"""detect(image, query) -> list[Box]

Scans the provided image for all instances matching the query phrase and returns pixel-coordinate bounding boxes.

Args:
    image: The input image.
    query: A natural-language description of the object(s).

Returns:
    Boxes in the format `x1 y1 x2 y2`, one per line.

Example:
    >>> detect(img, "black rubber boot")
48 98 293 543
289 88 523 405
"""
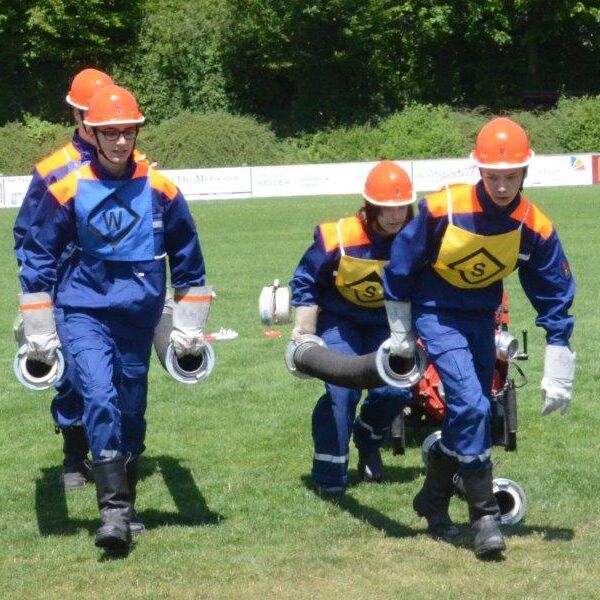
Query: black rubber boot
357 445 384 483
60 426 93 491
461 466 506 558
126 456 145 536
93 457 132 551
413 444 460 539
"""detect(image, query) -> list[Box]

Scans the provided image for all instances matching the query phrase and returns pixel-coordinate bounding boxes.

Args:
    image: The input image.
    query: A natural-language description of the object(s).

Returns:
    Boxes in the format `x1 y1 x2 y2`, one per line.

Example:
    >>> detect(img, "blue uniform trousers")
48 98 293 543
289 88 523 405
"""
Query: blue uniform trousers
51 307 84 428
63 310 153 460
414 308 496 471
312 311 411 488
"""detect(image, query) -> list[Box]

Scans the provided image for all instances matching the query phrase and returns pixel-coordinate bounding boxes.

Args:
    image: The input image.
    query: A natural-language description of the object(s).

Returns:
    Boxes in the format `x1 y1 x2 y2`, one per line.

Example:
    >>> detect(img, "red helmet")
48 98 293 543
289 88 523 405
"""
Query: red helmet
363 160 415 206
66 68 114 110
84 85 145 127
471 117 534 169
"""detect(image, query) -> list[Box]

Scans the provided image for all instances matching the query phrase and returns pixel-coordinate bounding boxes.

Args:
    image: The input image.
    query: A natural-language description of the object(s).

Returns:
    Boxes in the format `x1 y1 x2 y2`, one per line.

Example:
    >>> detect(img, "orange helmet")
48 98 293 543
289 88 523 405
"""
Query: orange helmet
363 160 416 206
84 85 145 127
66 68 114 110
471 117 534 169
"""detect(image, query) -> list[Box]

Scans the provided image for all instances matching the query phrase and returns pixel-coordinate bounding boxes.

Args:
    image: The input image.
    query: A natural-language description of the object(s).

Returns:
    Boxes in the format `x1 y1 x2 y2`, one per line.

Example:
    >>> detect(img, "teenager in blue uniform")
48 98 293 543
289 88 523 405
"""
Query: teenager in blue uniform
18 85 207 551
290 161 415 495
14 69 115 491
383 118 576 557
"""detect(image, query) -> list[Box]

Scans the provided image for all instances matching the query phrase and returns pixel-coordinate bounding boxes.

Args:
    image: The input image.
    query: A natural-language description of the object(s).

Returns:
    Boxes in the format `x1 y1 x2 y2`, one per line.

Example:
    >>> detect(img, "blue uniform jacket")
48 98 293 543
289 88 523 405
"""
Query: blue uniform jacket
290 215 392 327
383 181 575 345
14 130 95 270
19 156 205 329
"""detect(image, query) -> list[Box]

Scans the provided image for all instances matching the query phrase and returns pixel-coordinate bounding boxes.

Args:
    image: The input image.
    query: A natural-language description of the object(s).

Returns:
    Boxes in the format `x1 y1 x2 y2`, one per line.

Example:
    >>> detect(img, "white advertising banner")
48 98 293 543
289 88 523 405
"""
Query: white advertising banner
526 154 592 187
251 161 413 198
161 167 252 201
412 158 479 192
2 176 32 209
0 154 595 209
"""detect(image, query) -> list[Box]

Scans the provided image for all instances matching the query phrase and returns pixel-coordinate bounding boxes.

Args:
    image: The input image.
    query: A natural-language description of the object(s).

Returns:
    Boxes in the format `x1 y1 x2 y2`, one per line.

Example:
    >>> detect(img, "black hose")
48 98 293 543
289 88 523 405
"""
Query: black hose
293 343 416 389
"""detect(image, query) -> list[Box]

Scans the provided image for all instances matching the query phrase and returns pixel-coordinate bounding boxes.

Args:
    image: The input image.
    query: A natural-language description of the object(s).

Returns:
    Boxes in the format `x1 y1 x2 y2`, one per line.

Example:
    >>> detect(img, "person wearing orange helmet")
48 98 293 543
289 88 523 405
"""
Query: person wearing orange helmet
17 85 207 552
383 117 575 558
289 160 416 495
13 68 114 493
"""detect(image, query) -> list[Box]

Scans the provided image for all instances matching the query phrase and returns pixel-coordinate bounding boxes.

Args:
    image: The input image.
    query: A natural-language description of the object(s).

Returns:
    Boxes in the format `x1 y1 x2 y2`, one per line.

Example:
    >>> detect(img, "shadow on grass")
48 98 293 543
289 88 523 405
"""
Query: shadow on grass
35 454 223 538
301 474 419 539
301 471 574 550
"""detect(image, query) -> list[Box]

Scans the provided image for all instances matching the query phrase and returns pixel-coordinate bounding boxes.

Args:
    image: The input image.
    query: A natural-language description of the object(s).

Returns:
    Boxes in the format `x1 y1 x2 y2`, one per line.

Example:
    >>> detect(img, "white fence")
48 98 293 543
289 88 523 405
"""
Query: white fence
1 153 599 208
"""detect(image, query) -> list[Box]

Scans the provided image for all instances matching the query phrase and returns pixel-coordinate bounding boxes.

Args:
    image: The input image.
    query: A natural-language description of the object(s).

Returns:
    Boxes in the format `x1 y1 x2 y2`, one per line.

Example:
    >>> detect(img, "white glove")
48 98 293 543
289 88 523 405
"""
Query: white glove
385 300 416 358
292 305 319 341
170 327 205 358
26 332 61 365
541 344 575 416
170 286 213 358
18 291 61 365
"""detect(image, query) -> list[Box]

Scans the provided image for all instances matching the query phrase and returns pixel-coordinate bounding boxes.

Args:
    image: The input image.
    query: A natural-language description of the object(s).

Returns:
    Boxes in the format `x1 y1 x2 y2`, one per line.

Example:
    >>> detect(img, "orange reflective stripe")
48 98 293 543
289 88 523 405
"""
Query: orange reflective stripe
174 295 213 303
20 301 53 311
426 184 481 218
510 196 554 240
320 216 370 252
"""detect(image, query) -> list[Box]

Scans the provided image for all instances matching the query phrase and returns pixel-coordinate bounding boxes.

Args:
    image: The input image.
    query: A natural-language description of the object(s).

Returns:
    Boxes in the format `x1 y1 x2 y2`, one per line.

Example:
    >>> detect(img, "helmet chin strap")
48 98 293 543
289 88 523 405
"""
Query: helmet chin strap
91 128 136 165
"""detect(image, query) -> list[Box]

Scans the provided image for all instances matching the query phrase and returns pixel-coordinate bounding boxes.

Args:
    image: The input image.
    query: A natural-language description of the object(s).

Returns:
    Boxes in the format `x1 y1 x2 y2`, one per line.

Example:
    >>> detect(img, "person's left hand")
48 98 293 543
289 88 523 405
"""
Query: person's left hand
541 345 575 416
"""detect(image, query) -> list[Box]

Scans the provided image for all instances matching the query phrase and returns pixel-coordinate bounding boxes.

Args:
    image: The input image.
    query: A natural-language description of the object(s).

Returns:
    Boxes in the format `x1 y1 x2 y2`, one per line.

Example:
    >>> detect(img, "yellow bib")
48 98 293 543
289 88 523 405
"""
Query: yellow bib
333 219 388 308
432 185 527 289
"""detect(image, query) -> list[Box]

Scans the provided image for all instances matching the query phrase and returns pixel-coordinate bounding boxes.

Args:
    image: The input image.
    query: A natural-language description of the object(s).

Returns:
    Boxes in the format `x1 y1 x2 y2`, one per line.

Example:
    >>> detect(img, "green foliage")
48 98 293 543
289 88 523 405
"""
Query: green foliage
377 104 467 159
553 95 600 153
3 97 600 175
288 124 386 164
0 121 72 175
0 0 143 124
114 0 230 123
137 110 286 168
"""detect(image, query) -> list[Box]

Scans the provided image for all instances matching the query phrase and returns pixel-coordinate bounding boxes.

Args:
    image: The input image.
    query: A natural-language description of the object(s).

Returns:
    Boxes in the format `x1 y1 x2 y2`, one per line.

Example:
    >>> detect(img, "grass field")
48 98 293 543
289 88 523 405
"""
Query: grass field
0 186 598 599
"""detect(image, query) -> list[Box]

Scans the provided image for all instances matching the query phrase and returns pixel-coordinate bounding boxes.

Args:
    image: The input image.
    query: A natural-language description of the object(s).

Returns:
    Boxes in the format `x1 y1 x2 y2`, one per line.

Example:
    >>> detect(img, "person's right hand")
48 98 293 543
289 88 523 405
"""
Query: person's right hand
385 300 416 357
388 329 417 358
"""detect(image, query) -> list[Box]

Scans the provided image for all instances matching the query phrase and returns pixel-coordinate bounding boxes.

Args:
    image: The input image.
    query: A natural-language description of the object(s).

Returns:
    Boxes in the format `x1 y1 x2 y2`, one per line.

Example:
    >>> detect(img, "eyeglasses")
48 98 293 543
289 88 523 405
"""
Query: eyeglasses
97 127 138 141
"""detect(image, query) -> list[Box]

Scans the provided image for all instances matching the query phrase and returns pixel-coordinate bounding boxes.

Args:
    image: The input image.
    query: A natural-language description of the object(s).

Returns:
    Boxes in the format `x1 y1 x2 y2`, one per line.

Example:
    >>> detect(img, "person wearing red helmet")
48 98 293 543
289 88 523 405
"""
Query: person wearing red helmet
383 117 576 557
17 85 207 552
290 160 416 495
13 68 114 493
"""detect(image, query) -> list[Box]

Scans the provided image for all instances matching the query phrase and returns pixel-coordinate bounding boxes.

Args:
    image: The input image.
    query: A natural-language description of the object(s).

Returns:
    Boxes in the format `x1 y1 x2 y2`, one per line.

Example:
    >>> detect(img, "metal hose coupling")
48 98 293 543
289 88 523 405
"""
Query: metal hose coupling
153 299 215 385
285 334 326 379
13 344 65 391
491 478 527 526
375 340 427 389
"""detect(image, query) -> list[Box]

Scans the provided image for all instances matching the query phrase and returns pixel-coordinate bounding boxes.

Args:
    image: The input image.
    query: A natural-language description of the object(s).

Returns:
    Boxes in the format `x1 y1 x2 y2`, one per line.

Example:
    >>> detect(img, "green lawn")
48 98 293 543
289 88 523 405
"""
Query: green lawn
0 186 598 599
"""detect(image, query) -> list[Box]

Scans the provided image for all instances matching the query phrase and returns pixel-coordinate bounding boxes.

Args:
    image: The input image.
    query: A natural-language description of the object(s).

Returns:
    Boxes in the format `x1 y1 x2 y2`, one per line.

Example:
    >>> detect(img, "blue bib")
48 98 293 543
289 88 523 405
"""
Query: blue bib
75 176 155 261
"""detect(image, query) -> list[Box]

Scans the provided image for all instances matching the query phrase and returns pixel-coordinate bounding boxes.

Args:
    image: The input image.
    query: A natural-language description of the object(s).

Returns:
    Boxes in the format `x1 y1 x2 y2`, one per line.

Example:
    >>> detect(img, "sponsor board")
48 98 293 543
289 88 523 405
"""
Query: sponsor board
161 167 252 200
251 161 413 198
2 176 33 209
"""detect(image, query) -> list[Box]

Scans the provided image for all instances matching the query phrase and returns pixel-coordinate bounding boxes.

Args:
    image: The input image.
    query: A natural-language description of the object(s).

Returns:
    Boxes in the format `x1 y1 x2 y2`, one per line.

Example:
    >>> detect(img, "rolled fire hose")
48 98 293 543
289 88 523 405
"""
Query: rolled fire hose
285 334 427 389
153 298 215 385
259 279 291 325
13 315 65 391
421 430 527 525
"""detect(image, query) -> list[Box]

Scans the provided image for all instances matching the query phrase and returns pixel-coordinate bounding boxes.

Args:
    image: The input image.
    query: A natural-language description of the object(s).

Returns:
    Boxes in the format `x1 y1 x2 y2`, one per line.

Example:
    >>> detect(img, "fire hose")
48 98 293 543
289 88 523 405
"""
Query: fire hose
285 334 428 389
153 298 215 385
13 314 65 391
